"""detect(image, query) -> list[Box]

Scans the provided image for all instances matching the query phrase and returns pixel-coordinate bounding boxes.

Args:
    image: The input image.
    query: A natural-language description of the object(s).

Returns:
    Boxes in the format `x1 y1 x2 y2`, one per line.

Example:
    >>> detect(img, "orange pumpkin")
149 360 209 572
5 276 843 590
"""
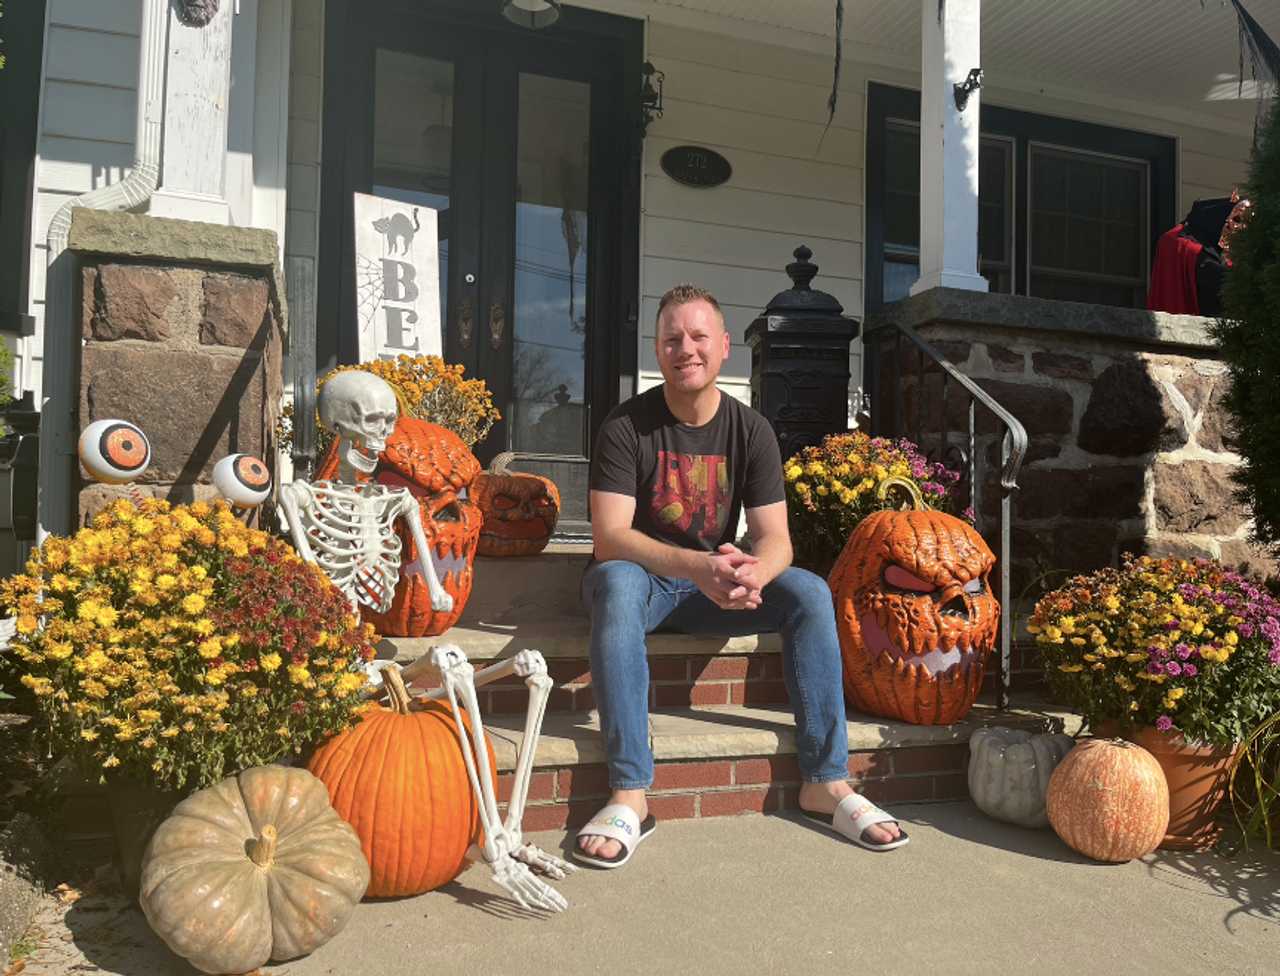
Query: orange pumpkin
317 416 482 636
1046 738 1170 862
473 467 560 557
829 477 999 725
306 668 496 898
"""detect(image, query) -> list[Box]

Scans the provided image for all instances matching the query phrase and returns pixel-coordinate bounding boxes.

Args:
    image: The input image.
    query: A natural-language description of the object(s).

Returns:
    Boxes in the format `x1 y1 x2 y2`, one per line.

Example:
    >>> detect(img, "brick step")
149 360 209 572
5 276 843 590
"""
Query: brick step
488 696 1082 831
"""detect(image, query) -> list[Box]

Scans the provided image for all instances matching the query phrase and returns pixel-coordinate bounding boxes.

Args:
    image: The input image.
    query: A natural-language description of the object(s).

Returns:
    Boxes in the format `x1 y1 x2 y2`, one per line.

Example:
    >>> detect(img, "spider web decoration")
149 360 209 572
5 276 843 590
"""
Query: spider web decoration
1224 0 1280 144
356 255 385 338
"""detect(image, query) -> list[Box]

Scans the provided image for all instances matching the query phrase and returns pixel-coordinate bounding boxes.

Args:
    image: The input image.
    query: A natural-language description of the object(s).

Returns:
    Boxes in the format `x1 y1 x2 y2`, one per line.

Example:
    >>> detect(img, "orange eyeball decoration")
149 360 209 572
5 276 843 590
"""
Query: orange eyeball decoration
79 419 150 484
213 454 273 508
830 477 999 725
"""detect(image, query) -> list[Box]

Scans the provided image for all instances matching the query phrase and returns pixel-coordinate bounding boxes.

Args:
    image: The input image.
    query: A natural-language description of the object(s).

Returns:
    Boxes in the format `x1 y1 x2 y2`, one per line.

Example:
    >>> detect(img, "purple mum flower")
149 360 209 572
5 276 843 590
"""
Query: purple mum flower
1165 661 1182 676
1182 663 1198 677
1176 642 1193 660
1156 715 1174 732
1147 661 1165 674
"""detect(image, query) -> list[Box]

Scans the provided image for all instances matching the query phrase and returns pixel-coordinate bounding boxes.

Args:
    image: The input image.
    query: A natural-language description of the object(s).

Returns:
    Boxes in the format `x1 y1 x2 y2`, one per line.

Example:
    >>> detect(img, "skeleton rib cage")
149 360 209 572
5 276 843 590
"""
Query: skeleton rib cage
294 480 405 613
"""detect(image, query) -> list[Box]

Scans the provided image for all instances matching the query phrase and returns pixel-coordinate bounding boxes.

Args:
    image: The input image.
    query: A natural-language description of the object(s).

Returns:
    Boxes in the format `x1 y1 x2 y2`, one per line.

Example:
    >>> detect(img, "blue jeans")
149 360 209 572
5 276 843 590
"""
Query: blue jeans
581 560 849 790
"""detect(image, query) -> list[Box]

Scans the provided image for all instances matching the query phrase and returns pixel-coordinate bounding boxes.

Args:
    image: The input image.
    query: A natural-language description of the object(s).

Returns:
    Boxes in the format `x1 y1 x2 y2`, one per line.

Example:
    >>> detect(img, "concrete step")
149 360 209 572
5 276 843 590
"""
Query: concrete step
486 695 1082 831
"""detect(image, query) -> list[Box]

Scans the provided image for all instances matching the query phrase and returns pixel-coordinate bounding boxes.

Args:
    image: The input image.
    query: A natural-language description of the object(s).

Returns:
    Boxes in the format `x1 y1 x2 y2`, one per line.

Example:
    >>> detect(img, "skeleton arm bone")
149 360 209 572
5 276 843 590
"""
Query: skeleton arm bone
399 494 454 613
278 481 320 564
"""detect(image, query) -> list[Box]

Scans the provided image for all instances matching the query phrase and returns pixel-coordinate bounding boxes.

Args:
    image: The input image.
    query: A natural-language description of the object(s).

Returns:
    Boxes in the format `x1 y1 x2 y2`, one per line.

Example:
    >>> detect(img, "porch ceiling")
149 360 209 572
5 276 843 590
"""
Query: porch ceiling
637 0 1278 131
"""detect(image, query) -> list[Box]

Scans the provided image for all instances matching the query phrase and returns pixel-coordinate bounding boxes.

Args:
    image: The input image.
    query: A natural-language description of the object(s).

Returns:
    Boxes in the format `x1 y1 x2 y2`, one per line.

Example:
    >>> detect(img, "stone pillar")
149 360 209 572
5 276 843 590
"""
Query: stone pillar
149 1 236 223
912 0 989 296
67 209 286 522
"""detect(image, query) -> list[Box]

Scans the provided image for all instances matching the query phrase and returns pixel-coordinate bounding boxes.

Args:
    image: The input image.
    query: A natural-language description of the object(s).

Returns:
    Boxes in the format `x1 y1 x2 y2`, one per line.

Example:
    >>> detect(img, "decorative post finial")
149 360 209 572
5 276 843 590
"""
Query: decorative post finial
174 0 221 28
785 246 819 291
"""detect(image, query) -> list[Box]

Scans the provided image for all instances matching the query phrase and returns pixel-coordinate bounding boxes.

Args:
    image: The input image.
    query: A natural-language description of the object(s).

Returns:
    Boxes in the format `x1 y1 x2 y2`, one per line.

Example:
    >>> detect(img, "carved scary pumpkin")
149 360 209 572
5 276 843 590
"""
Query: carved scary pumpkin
829 477 999 725
473 465 561 557
317 416 481 636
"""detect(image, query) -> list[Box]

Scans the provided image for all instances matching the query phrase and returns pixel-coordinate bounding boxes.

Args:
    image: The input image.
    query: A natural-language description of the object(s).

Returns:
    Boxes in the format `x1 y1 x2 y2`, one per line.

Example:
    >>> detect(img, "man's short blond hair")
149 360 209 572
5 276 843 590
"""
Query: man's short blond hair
656 284 723 330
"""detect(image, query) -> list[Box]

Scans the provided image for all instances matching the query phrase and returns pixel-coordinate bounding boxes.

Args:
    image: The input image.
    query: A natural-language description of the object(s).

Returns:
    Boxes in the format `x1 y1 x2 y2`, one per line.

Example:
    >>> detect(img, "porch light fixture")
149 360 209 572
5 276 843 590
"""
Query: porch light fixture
501 0 561 29
953 67 983 112
640 61 665 134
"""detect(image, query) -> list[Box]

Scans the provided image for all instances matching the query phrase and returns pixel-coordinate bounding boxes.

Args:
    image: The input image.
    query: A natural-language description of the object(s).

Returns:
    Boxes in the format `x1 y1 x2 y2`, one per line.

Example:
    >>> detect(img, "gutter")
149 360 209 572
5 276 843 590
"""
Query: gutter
37 0 168 541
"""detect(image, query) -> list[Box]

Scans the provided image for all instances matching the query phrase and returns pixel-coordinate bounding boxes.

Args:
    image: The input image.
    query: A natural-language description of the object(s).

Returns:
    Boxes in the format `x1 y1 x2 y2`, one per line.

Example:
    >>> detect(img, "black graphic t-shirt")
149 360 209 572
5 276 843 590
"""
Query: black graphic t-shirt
590 385 784 552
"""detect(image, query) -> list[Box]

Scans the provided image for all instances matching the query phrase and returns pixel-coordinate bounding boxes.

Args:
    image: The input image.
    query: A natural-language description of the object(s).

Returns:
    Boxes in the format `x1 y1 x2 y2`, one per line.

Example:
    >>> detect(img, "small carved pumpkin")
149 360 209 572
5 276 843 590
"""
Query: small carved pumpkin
317 416 482 636
1046 738 1170 862
830 477 999 725
968 727 1075 828
473 464 560 557
139 765 369 975
306 668 496 898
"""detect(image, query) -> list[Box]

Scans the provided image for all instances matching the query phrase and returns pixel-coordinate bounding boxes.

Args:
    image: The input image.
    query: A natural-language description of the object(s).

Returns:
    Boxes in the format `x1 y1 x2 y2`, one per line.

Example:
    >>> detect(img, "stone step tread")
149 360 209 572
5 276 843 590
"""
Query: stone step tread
474 696 1081 772
381 623 782 663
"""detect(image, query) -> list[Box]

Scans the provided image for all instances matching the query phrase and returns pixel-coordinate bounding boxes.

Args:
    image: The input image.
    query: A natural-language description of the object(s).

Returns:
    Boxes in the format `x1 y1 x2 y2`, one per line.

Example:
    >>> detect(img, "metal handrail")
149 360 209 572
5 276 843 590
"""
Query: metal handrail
863 320 1028 709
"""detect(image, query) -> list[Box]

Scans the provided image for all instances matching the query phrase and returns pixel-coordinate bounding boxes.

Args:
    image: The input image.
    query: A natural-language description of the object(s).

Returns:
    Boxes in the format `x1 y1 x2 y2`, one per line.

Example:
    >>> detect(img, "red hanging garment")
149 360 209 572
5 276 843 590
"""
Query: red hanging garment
1147 224 1203 315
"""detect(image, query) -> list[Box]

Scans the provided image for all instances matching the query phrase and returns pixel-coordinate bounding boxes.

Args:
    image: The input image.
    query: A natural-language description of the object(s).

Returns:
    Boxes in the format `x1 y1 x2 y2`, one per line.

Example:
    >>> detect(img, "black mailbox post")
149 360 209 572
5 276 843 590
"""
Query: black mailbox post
745 246 860 462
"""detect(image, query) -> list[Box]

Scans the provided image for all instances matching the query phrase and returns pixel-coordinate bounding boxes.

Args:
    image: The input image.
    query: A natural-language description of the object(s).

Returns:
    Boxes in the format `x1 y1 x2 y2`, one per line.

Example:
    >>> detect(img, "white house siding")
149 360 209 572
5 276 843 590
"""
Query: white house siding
19 0 141 403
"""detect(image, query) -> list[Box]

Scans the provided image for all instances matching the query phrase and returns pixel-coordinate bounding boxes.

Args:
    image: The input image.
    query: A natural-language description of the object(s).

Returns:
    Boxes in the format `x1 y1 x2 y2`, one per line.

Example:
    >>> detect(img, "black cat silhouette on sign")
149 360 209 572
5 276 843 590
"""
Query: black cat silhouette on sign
352 193 441 362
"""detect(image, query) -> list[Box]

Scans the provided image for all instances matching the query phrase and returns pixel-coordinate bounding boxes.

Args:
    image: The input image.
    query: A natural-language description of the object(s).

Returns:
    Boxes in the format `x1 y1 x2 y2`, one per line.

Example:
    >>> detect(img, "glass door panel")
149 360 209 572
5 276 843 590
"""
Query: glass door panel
510 73 591 456
371 49 453 330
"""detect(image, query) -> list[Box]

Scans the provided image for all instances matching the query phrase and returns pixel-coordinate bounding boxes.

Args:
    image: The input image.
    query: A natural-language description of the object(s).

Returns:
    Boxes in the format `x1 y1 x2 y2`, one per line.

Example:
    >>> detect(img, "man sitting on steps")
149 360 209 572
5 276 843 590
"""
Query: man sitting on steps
571 284 907 869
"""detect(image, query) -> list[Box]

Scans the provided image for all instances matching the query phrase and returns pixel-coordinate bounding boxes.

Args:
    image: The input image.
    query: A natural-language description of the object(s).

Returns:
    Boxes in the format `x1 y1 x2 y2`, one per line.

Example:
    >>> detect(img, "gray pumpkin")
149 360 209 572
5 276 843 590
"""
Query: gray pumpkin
140 765 369 975
968 726 1075 828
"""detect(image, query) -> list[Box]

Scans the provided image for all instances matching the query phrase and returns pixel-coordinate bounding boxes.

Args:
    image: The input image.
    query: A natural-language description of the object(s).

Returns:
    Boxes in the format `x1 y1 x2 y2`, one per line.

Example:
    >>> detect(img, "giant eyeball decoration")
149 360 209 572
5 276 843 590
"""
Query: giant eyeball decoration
213 454 272 508
79 419 151 484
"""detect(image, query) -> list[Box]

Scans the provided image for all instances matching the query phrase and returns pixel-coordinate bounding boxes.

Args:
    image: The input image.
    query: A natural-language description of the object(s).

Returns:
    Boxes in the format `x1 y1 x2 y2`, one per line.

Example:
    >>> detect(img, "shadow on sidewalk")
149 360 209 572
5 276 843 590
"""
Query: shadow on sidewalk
894 801 1101 865
1140 839 1280 932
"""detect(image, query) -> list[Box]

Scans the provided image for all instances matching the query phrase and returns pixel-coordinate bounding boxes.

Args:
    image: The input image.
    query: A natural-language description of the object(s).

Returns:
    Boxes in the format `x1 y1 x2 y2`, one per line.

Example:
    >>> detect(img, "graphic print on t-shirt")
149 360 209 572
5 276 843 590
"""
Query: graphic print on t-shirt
650 451 730 543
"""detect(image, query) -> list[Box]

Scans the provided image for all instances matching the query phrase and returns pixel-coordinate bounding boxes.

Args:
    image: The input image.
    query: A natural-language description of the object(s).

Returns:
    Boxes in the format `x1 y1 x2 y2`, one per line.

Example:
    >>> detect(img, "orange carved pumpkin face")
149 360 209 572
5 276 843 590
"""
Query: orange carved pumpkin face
473 471 561 557
830 504 999 725
317 416 481 636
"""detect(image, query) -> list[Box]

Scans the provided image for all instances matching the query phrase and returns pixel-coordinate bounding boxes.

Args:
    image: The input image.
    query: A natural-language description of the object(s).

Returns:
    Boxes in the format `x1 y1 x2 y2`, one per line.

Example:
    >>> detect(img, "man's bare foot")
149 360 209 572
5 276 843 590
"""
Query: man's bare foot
577 788 648 861
798 781 902 846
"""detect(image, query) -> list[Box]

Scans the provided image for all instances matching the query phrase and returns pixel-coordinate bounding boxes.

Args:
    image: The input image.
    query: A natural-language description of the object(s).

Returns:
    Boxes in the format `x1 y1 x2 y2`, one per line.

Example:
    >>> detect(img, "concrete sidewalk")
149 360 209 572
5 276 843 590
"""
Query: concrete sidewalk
15 801 1280 976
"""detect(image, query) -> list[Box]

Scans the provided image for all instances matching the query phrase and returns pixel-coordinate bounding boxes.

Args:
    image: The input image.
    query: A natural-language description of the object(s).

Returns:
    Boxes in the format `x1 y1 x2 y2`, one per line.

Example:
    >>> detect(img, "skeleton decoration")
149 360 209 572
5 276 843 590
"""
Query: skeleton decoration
278 372 453 616
315 415 481 636
372 644 575 911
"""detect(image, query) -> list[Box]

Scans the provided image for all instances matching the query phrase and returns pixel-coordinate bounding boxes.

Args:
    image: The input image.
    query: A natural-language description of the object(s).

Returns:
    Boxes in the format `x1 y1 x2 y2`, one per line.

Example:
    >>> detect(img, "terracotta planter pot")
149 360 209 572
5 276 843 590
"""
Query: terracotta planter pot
1125 726 1239 850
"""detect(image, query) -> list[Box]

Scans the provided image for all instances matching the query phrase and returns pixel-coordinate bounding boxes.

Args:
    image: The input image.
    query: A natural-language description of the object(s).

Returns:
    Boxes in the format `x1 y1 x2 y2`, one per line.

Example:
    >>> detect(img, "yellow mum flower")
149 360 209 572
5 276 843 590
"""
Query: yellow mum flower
784 464 803 482
1057 664 1084 673
81 729 99 741
198 638 222 659
15 614 37 634
181 593 207 615
288 665 311 685
260 652 282 672
336 672 366 695
102 756 120 769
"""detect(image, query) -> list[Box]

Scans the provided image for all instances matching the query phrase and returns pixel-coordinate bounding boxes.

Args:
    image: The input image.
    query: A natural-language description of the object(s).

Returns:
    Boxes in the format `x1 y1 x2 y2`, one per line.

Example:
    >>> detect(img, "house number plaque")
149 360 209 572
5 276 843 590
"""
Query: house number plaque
660 145 732 188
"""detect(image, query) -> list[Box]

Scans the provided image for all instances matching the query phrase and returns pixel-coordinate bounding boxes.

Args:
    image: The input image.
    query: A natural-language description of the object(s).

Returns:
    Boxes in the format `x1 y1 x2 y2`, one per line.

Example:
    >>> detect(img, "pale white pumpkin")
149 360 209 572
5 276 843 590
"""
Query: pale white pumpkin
968 726 1075 828
140 765 370 975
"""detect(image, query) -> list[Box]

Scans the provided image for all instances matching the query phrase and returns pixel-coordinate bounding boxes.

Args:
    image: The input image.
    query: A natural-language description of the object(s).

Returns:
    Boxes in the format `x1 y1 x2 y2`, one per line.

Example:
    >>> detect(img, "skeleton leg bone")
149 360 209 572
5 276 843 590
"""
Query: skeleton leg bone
429 645 567 912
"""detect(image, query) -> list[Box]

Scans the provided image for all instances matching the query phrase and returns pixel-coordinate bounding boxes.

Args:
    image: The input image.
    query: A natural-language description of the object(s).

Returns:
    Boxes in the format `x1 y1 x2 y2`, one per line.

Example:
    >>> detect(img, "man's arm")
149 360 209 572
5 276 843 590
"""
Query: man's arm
591 490 757 609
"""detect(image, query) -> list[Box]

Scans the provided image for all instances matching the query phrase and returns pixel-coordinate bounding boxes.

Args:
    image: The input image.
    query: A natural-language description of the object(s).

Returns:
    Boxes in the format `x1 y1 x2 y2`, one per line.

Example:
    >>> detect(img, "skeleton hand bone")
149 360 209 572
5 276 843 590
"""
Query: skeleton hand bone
490 854 569 912
513 843 577 881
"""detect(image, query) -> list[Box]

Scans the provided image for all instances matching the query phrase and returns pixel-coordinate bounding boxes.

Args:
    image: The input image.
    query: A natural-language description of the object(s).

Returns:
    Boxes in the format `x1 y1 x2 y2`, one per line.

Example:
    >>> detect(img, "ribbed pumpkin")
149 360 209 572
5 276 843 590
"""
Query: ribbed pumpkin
306 667 496 897
968 727 1075 828
830 478 999 725
139 765 369 975
1046 738 1170 862
473 468 561 557
317 416 482 636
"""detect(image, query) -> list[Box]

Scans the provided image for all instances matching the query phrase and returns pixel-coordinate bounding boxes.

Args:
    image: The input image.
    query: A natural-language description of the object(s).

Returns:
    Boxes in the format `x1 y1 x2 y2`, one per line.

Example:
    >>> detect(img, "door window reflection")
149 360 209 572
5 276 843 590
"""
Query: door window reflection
511 74 590 456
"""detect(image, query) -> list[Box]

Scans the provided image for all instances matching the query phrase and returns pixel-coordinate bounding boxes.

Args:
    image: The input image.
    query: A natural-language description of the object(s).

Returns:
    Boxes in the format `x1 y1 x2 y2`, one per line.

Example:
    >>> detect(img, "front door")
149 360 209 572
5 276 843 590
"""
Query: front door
318 1 642 535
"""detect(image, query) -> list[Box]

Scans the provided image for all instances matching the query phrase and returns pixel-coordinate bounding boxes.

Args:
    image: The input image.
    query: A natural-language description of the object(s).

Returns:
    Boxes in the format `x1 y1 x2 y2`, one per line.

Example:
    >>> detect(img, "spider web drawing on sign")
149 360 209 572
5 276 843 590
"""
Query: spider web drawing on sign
356 255 384 337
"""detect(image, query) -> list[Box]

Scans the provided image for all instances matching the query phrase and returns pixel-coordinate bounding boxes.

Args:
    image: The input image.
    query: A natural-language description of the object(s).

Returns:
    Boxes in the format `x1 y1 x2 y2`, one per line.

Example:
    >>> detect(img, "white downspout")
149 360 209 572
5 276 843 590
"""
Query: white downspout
38 0 168 541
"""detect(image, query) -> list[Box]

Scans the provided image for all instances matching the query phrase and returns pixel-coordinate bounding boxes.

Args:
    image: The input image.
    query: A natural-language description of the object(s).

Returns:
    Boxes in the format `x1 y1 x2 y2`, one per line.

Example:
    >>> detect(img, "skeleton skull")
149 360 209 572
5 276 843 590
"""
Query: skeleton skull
318 372 399 475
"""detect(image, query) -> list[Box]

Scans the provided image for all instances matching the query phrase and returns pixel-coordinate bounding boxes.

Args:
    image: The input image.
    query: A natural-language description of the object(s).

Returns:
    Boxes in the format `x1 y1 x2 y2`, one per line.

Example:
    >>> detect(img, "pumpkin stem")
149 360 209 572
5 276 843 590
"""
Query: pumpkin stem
249 824 278 868
876 476 929 511
382 665 414 715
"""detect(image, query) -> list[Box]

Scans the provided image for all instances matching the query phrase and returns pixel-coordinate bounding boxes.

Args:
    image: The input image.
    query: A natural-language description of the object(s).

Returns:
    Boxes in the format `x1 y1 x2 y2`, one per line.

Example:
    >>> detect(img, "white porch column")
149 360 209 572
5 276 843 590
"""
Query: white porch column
911 0 988 295
148 2 236 223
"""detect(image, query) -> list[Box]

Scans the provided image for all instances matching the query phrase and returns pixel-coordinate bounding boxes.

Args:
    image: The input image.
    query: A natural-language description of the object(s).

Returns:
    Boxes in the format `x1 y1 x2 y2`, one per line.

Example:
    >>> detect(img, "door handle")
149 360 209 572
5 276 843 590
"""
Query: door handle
458 298 474 349
489 303 506 350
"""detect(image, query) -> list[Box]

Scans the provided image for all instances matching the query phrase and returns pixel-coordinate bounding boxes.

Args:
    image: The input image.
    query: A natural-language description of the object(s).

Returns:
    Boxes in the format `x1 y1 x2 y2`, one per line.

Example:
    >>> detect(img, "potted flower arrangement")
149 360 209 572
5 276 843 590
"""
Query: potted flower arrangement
784 430 967 576
1029 554 1280 849
0 498 379 893
280 353 501 455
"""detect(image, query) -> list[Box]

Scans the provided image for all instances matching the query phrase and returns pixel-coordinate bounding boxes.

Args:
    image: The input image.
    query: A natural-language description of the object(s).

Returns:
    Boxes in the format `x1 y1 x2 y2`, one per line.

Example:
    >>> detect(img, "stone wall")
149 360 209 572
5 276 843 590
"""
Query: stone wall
866 288 1278 599
68 210 285 522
